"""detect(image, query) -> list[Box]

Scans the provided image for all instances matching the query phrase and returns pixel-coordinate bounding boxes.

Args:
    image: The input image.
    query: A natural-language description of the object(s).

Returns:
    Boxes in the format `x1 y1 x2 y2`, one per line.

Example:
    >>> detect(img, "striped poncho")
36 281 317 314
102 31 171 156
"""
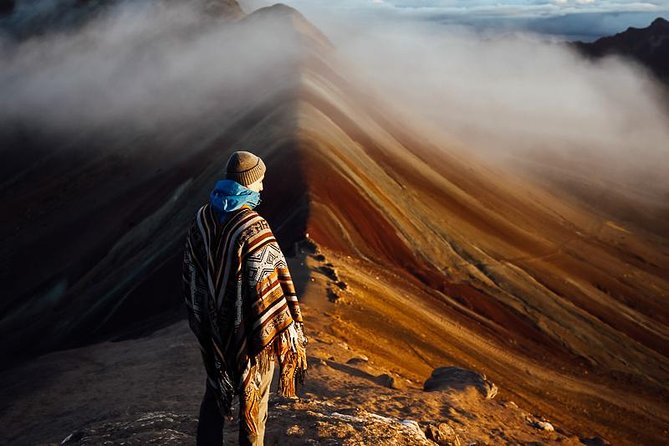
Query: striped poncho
183 204 306 416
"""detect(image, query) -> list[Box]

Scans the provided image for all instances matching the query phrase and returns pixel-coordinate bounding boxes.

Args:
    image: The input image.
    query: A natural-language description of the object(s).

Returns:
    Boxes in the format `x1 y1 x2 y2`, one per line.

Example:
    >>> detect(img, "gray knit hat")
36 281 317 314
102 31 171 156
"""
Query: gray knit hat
224 151 266 186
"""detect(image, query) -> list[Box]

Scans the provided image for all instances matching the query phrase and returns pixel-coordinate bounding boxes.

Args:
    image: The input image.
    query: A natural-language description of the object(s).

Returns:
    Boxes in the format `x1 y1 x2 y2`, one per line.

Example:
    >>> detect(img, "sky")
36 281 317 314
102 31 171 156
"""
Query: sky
242 0 669 40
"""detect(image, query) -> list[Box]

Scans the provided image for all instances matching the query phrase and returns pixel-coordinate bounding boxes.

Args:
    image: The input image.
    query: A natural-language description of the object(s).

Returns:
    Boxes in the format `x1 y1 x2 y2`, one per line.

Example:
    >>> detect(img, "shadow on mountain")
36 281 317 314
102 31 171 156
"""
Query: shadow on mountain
0 3 318 365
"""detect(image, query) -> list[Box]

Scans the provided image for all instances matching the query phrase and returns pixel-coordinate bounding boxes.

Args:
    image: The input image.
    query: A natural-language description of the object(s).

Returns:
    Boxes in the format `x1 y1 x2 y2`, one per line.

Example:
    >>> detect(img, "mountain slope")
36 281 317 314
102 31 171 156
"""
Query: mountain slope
290 41 669 444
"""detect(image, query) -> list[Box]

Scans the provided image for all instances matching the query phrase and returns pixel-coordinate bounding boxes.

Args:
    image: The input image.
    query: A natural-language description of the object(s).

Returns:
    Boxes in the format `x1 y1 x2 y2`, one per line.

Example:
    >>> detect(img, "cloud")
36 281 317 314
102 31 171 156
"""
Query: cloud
0 1 304 141
2 0 668 201
281 0 668 15
331 18 669 200
240 0 669 201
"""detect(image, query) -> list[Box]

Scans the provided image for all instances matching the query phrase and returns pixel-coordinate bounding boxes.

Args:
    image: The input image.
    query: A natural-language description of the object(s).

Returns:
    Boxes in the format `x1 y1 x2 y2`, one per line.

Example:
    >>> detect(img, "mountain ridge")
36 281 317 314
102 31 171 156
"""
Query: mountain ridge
574 16 669 82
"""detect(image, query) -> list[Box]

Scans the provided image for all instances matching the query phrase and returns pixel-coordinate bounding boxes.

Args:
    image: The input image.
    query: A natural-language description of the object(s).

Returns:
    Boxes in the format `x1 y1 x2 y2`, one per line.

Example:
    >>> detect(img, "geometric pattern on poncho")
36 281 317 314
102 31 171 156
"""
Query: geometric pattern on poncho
246 244 287 284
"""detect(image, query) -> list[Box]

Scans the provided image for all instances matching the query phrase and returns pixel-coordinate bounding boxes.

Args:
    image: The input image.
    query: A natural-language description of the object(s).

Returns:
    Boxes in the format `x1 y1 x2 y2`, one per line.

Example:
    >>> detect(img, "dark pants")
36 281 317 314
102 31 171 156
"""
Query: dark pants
196 362 275 446
196 381 224 446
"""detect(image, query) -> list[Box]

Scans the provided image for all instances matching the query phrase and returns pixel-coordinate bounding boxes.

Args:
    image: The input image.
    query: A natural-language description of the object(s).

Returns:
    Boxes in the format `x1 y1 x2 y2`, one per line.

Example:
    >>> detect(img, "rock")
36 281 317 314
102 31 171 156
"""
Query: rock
313 253 326 262
400 420 426 439
580 437 611 446
336 280 349 290
321 409 435 444
533 420 555 431
423 366 497 399
425 423 460 446
319 265 339 281
347 355 369 365
60 432 84 444
286 424 305 437
327 288 342 303
376 373 400 389
296 237 319 254
58 411 194 445
486 383 498 399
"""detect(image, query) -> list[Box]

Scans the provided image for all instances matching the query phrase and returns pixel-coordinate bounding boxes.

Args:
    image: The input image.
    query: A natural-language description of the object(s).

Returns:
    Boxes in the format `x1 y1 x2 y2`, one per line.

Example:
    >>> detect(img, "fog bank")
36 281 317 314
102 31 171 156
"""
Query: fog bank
0 1 302 144
2 0 668 200
331 20 669 201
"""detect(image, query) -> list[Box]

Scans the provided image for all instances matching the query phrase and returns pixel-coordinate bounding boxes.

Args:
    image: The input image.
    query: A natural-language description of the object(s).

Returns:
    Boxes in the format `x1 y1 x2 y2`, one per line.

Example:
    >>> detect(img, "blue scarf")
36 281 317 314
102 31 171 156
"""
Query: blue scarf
209 180 261 222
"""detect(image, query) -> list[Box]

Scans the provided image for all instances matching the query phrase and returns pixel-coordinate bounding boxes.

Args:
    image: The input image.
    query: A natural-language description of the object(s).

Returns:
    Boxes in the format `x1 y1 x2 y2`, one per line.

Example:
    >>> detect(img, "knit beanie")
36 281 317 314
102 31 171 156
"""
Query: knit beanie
224 151 266 186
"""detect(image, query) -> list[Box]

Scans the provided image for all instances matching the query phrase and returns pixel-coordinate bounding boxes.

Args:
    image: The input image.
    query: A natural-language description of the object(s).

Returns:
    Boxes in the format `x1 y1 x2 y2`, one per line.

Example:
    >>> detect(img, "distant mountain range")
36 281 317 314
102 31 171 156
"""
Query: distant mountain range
574 17 669 83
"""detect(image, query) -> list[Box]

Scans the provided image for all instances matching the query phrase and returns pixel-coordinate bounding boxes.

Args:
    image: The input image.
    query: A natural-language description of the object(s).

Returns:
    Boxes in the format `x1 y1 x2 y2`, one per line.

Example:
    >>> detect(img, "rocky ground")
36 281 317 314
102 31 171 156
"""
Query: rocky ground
0 250 612 446
3 321 597 446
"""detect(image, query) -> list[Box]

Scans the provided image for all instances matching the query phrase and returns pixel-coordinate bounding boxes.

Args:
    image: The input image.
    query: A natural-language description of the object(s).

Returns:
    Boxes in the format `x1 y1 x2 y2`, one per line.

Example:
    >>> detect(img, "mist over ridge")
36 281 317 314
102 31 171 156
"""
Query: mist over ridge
3 0 667 205
0 0 313 148
338 21 669 194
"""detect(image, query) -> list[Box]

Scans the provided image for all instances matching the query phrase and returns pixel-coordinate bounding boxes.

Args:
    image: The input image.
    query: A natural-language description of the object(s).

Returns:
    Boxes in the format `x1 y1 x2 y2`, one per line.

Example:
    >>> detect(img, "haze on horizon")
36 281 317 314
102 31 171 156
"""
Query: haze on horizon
243 0 669 41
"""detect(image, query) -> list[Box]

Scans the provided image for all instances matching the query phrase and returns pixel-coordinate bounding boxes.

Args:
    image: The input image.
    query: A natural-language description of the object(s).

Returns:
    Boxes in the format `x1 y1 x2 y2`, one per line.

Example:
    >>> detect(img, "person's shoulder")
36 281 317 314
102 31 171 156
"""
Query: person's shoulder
187 204 211 230
229 207 265 228
241 209 271 230
190 203 210 222
238 210 274 242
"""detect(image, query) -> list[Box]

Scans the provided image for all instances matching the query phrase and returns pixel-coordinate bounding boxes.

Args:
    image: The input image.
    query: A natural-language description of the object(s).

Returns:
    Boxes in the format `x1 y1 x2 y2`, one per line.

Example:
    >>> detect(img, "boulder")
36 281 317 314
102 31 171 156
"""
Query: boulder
327 288 342 303
532 420 555 432
425 423 460 446
296 236 319 254
59 412 194 445
319 265 340 281
423 366 497 399
400 420 425 439
376 373 396 389
346 355 369 365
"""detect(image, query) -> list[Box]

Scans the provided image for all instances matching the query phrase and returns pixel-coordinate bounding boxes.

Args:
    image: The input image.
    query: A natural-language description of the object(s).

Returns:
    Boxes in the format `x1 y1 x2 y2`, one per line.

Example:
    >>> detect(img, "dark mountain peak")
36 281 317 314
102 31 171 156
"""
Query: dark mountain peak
252 3 299 16
194 0 244 19
243 3 333 50
650 17 669 28
245 3 315 27
574 17 669 83
0 0 15 17
606 16 669 40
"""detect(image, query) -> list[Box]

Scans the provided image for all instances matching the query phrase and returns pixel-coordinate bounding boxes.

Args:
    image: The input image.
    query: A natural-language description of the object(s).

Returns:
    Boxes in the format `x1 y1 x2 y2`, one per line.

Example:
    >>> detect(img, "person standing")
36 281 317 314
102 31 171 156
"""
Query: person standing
183 150 307 446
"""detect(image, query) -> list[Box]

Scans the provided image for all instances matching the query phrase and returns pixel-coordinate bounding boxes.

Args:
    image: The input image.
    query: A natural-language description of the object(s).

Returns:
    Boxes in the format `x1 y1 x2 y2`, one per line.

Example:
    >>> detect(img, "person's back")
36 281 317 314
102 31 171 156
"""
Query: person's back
183 150 307 446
